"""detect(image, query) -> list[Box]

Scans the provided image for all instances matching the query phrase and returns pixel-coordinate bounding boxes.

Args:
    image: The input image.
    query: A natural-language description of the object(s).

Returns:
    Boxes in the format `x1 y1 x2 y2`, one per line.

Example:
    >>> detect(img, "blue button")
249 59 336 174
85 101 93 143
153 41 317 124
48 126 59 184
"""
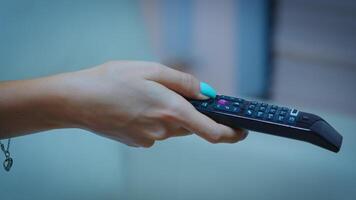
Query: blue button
245 110 253 116
215 104 222 109
277 115 285 122
201 102 209 107
267 113 274 120
259 107 266 112
269 109 276 114
232 107 240 113
248 105 256 109
256 111 264 118
288 116 296 124
215 105 232 111
232 102 240 107
280 111 287 116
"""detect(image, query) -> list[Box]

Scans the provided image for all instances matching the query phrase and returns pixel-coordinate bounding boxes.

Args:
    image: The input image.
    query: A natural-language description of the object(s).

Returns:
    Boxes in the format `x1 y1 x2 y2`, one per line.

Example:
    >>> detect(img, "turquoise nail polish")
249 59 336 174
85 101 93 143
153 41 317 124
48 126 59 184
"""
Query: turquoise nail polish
200 82 217 98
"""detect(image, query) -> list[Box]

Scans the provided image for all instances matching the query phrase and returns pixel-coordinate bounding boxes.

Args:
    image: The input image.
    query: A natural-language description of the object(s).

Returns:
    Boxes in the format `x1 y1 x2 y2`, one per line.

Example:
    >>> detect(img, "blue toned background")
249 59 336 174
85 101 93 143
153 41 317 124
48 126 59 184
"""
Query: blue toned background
1 0 356 200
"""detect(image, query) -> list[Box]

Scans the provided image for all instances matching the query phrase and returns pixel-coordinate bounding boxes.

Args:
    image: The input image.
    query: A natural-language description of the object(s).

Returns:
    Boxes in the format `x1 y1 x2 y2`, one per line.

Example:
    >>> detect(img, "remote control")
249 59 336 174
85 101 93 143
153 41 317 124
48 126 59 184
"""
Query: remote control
189 95 343 153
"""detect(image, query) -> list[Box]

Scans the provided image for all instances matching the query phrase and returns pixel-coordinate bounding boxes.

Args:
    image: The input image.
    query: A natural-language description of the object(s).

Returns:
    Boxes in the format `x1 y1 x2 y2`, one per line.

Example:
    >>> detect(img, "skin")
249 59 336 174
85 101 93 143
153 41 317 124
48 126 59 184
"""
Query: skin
0 61 247 147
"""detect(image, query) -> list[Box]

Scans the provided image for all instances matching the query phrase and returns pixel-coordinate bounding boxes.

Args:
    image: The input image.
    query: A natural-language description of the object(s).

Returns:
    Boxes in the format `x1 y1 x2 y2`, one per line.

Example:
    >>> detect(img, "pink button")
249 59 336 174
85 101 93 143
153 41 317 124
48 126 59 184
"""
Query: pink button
217 99 228 105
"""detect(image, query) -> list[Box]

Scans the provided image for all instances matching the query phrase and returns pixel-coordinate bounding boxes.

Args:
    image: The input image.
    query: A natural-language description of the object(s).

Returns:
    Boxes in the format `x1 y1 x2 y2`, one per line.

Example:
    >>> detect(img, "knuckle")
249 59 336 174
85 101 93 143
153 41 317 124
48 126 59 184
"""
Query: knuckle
207 133 223 144
153 133 169 141
167 100 185 116
150 63 165 74
182 73 195 83
141 140 155 148
159 110 179 123
147 128 170 141
181 74 197 91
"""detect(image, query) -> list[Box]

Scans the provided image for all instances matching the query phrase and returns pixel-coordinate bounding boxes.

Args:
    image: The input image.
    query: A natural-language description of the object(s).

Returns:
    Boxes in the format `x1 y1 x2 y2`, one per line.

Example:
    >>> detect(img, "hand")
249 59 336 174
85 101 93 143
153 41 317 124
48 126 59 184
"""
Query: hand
0 61 248 147
58 61 248 147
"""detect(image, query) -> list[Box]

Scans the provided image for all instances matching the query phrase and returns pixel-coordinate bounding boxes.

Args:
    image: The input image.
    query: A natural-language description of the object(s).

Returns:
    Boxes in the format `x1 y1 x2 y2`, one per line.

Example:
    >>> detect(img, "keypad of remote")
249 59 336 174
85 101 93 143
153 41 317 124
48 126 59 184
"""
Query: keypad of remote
193 95 299 126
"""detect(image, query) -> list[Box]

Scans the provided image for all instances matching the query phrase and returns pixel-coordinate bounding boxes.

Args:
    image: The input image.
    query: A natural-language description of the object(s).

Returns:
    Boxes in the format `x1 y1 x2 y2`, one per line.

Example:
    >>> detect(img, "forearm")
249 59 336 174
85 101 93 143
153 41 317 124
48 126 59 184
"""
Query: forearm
0 75 77 139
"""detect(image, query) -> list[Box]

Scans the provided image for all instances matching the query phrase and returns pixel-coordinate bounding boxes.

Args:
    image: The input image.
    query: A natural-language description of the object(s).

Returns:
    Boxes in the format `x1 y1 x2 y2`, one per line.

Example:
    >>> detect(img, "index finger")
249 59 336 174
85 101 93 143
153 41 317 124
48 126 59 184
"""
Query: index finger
175 100 247 143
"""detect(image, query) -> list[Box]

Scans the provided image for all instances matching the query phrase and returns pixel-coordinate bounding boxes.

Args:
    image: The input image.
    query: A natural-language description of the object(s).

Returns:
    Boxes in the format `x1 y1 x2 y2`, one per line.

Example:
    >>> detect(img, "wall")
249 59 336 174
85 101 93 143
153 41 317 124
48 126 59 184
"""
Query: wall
272 0 356 116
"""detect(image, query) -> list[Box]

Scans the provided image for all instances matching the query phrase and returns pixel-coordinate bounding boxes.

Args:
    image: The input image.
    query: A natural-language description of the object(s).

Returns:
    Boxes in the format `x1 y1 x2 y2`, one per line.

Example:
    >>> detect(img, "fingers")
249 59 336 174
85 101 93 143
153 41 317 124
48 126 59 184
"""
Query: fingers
145 65 209 99
142 123 192 141
154 127 192 140
169 127 193 138
122 127 190 147
176 100 248 143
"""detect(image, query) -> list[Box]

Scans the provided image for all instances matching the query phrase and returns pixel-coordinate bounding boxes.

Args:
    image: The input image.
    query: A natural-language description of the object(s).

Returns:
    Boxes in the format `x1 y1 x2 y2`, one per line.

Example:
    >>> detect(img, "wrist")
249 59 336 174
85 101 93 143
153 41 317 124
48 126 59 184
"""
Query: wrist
13 73 85 132
0 76 75 137
34 73 87 130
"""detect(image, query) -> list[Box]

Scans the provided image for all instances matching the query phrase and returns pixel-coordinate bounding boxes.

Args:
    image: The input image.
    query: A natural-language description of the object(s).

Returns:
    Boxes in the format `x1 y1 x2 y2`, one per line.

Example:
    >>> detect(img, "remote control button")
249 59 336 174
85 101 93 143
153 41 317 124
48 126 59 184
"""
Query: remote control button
232 102 240 107
256 111 264 118
288 116 296 124
277 115 285 122
269 109 276 114
215 104 222 109
217 99 229 105
248 105 256 110
290 109 299 117
215 104 232 112
271 105 278 109
259 106 266 112
232 107 240 113
201 102 209 107
266 113 274 120
245 110 253 116
280 111 287 116
251 101 258 105
261 103 268 107
281 107 289 111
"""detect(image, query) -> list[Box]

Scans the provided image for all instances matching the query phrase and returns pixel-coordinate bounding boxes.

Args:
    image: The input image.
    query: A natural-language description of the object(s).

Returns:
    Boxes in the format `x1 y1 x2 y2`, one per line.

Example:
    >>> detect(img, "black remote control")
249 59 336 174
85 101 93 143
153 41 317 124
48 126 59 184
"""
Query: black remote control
189 95 343 153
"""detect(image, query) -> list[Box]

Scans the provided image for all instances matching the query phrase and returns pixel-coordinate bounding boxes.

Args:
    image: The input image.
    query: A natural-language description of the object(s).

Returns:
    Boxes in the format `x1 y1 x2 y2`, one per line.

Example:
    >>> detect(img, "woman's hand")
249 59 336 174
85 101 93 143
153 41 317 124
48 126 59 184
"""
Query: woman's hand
0 61 248 147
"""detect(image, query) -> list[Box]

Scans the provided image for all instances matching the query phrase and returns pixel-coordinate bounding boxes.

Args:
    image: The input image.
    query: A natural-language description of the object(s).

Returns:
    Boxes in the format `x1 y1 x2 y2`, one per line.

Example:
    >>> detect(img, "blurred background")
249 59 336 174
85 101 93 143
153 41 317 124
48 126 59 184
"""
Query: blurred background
0 0 356 199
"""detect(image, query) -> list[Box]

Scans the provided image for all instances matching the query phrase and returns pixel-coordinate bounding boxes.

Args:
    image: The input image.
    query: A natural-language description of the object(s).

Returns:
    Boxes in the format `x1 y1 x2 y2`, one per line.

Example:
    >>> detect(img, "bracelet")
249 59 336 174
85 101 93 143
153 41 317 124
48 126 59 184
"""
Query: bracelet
0 138 13 172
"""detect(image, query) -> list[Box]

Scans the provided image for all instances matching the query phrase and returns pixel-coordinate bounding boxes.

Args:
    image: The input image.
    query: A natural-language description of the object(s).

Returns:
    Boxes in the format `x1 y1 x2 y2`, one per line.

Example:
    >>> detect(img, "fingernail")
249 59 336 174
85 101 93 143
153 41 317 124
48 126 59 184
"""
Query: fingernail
200 82 217 98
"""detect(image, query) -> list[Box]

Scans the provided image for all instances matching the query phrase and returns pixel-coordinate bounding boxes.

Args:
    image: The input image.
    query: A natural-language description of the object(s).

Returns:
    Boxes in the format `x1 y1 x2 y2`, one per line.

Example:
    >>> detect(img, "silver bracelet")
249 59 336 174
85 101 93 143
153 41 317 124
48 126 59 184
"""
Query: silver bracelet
0 138 13 172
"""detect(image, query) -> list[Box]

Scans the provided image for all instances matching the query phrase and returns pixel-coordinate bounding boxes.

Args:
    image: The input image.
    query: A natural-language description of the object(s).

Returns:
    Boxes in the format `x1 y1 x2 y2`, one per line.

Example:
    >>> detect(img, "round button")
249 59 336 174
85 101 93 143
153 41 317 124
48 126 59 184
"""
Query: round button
217 99 228 105
232 102 240 107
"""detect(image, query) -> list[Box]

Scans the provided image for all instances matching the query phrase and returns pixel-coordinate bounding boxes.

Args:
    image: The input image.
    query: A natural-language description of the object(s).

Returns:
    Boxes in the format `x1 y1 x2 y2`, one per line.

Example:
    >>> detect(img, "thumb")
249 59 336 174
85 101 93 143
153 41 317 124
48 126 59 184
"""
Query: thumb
145 65 217 99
